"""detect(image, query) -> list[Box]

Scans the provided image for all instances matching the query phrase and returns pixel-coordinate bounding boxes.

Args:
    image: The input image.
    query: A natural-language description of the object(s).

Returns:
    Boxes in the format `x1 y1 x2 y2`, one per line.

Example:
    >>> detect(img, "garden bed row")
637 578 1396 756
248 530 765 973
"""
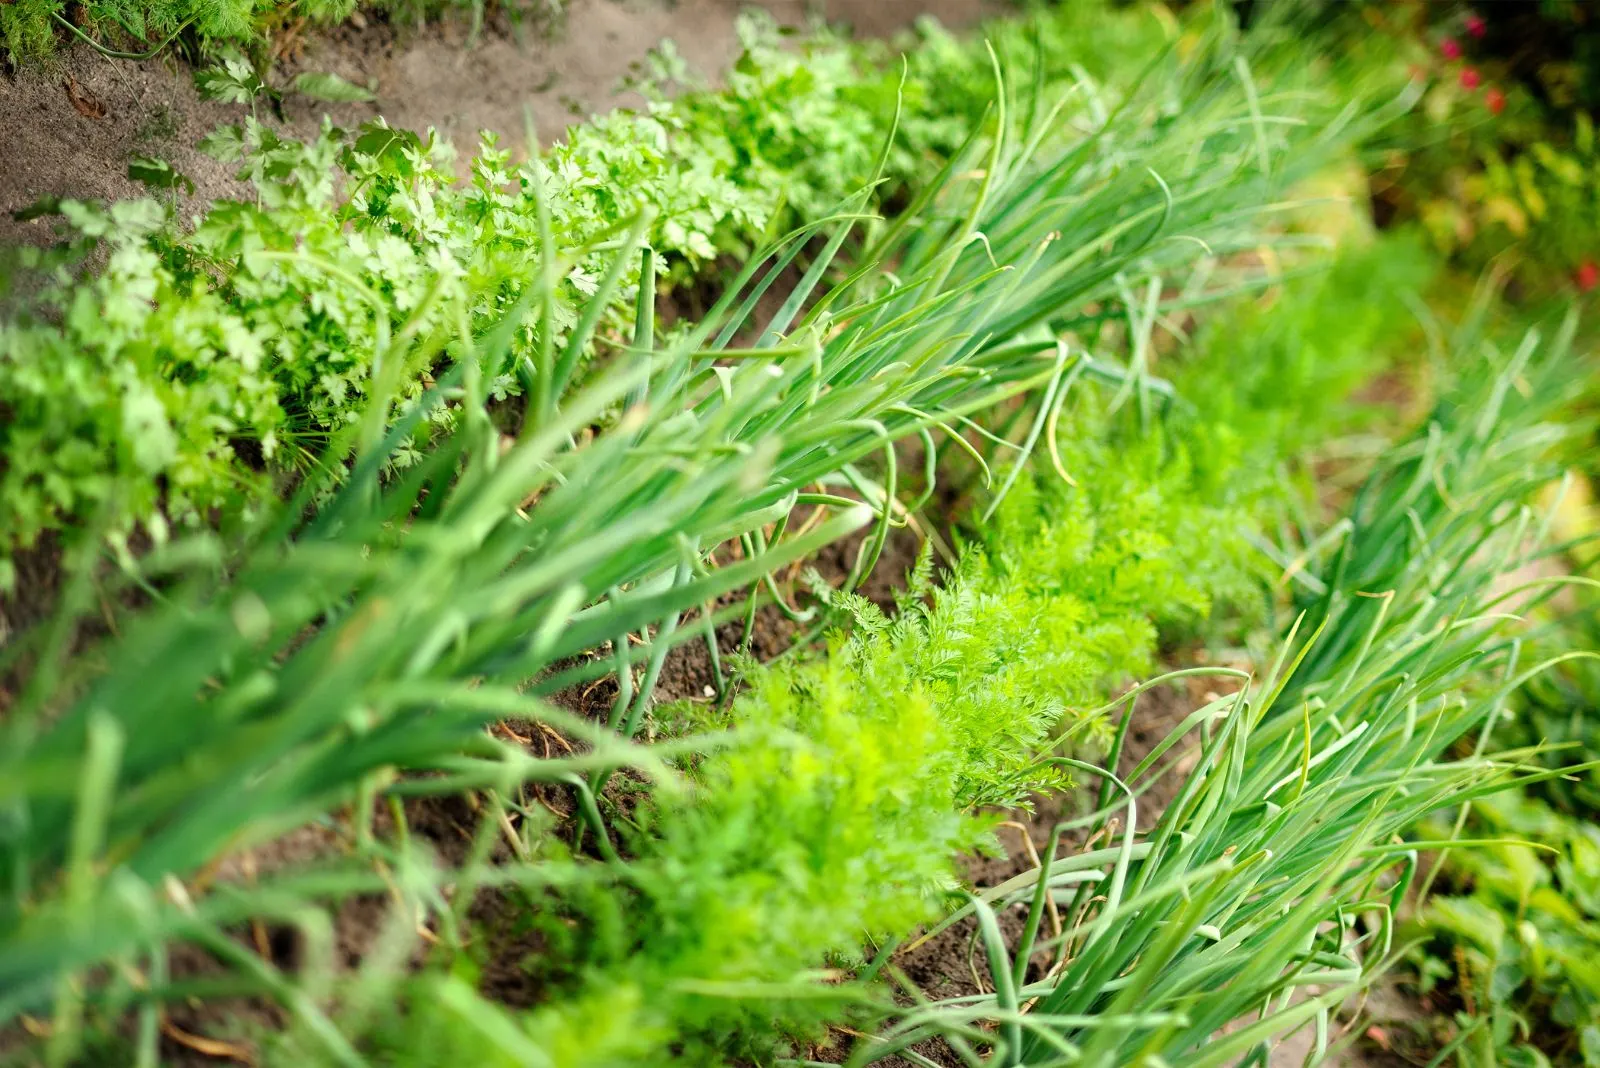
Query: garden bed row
2 2 1595 1066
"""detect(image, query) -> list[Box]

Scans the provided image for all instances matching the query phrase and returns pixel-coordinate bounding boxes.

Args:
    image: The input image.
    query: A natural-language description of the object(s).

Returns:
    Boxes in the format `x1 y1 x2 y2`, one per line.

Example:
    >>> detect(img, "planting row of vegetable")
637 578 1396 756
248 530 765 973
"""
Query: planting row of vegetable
2 1 1597 1065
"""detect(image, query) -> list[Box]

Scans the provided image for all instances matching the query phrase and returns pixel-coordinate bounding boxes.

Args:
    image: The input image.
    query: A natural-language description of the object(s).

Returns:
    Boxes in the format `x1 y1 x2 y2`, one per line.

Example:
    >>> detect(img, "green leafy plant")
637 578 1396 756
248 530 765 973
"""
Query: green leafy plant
1294 7 1600 1063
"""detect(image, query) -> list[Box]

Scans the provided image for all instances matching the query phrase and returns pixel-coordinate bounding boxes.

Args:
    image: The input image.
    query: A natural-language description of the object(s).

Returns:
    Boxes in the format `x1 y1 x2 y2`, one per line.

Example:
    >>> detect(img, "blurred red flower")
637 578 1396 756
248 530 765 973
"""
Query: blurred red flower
1577 261 1599 293
1485 87 1506 114
1465 13 1486 38
1460 67 1481 90
1441 37 1463 60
